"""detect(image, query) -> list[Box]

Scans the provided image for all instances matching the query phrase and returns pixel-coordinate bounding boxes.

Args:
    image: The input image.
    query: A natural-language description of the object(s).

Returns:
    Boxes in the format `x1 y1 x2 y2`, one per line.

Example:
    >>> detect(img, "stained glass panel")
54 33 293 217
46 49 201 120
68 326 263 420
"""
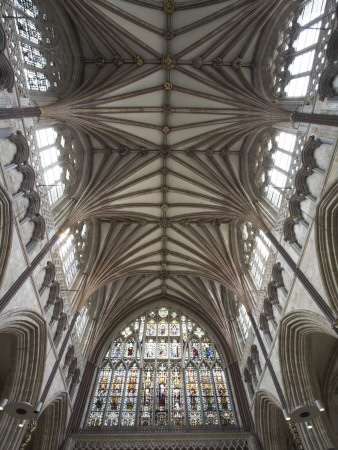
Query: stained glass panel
144 338 155 359
146 320 156 336
200 365 218 425
88 364 112 426
16 18 41 43
202 338 214 360
111 338 123 360
156 363 168 425
186 365 201 425
124 339 136 359
170 339 181 359
170 320 180 336
171 366 184 425
21 42 46 68
158 339 168 359
121 365 139 426
213 365 234 425
189 338 201 361
88 306 235 428
139 364 154 425
105 365 125 426
158 320 168 336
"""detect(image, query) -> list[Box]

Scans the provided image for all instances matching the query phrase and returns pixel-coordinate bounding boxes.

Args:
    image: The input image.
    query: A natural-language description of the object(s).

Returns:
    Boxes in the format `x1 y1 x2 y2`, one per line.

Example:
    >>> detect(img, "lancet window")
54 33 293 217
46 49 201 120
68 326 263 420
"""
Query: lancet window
88 307 235 428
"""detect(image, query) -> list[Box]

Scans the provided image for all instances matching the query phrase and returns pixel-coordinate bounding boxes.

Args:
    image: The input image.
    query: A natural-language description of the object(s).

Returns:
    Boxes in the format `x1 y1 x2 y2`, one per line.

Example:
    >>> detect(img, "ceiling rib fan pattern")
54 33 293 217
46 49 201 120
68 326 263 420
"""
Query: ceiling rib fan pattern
47 0 291 354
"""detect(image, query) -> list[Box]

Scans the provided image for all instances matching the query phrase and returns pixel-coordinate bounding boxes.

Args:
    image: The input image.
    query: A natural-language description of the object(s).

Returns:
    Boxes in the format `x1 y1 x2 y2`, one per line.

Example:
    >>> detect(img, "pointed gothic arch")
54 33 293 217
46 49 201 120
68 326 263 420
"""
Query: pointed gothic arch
279 310 338 449
254 390 294 449
0 184 13 288
315 180 338 311
26 391 68 450
0 310 47 449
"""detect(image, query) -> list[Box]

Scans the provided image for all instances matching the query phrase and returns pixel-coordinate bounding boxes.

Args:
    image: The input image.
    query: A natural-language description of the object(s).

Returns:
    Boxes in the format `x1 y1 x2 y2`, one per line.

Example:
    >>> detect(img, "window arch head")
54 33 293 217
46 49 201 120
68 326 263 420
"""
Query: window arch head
36 126 83 206
4 0 81 96
88 306 235 428
266 0 334 101
249 128 302 209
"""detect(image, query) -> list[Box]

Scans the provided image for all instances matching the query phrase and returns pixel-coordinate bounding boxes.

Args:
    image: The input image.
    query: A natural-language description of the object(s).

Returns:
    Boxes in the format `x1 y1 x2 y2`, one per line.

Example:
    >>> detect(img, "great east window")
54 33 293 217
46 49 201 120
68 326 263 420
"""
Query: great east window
88 306 235 428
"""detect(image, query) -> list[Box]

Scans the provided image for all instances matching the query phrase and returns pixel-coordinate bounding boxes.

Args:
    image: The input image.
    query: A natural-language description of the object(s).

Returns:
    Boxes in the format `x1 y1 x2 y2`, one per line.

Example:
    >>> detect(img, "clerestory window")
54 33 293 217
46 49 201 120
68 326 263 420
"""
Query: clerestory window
269 0 333 99
265 132 297 208
88 306 235 428
11 0 62 91
36 127 65 204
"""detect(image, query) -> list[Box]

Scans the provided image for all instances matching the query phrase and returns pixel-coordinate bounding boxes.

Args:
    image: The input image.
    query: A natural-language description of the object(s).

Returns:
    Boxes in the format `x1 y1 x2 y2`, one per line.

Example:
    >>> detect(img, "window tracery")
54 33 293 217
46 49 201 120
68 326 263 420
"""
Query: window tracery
57 222 89 286
10 0 65 92
268 0 334 100
240 223 272 288
36 126 81 205
88 307 235 428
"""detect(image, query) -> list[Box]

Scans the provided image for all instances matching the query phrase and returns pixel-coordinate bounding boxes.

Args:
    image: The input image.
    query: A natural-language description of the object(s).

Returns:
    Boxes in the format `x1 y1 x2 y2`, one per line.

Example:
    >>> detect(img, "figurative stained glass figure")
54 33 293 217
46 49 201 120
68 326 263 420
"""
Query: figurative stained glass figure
160 323 166 335
114 341 121 358
159 383 166 407
111 388 119 410
172 341 179 358
173 387 181 409
158 341 167 358
98 374 109 394
190 386 197 410
205 388 213 411
95 398 103 409
128 342 134 356
147 323 155 336
145 340 155 358
143 387 151 407
205 346 211 358
171 322 179 336
193 346 199 359
219 386 228 410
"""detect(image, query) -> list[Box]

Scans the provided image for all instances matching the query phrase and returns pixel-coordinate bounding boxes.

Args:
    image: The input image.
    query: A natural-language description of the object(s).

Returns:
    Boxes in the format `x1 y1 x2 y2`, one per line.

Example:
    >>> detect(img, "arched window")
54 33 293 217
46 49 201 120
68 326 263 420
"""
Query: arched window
250 129 299 208
57 223 88 286
36 127 65 204
269 0 332 99
88 306 235 428
9 0 64 91
265 132 296 207
238 304 250 339
36 126 82 205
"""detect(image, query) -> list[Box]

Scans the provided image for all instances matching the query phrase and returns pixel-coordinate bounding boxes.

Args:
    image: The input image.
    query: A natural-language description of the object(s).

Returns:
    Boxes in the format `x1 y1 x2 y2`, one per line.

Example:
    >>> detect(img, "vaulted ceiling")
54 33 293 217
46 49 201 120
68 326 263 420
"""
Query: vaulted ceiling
51 0 291 361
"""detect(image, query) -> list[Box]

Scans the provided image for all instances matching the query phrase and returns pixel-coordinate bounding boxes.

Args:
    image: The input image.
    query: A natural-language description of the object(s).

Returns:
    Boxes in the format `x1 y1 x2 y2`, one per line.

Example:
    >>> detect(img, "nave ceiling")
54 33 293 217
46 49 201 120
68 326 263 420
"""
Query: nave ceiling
44 0 294 359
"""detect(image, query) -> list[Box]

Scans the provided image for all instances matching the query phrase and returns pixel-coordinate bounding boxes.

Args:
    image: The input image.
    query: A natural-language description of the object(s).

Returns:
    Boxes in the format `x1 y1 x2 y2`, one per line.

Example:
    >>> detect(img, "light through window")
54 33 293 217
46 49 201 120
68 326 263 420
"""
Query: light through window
36 128 65 204
88 306 235 428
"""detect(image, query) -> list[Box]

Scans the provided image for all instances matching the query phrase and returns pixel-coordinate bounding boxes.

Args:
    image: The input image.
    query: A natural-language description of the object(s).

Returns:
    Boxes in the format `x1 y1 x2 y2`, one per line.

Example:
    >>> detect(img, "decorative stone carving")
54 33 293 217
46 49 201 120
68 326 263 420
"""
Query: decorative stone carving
161 54 176 70
163 0 175 15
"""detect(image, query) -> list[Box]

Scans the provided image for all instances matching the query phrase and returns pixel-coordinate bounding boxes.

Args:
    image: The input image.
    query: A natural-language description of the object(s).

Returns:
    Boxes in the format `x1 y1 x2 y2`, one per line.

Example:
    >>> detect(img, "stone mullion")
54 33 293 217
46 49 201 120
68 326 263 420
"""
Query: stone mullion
135 367 143 426
118 362 129 426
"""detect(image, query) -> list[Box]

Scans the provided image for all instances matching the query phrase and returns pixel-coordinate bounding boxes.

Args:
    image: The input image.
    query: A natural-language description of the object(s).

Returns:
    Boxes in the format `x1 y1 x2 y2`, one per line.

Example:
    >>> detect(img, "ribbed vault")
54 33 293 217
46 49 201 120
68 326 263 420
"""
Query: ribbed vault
44 0 296 356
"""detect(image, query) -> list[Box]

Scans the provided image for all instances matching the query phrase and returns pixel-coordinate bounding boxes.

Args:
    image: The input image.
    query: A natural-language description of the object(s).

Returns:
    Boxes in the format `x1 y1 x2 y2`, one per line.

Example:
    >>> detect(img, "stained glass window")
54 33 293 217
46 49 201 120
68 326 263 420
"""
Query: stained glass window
88 306 236 428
